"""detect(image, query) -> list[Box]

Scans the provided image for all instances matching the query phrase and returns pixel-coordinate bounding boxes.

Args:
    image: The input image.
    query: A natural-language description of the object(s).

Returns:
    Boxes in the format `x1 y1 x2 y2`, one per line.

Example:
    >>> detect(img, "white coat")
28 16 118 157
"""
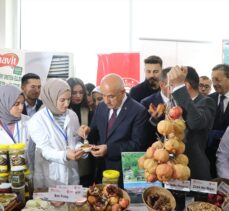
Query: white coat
0 114 34 171
28 107 83 188
0 114 30 144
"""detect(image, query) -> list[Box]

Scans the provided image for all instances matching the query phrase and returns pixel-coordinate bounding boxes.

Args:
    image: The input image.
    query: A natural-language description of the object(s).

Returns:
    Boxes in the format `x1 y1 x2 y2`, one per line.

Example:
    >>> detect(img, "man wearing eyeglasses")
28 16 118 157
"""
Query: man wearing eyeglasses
78 73 148 187
199 75 212 96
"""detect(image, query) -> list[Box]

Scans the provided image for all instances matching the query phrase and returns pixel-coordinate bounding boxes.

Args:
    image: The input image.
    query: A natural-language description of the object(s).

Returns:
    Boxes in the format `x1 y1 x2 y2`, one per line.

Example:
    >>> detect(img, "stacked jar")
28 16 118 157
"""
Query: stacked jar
24 169 33 201
0 144 9 174
9 144 26 207
102 170 120 186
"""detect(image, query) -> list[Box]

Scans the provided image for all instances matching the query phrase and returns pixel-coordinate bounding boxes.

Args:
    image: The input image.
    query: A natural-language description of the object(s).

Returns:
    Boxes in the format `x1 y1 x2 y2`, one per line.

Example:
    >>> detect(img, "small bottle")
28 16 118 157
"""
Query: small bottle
102 170 120 186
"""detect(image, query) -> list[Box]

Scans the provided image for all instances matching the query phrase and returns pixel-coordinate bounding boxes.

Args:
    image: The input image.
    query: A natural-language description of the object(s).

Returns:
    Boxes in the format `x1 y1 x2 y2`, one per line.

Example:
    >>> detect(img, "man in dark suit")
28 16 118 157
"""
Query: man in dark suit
129 55 162 102
21 73 43 116
168 66 216 180
207 64 229 178
141 67 172 145
78 74 148 187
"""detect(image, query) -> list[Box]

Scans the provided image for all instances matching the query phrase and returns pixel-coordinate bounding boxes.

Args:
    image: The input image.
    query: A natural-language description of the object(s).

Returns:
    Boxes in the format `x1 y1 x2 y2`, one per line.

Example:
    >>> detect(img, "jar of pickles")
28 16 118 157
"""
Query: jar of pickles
9 143 26 171
102 170 120 186
0 172 9 184
0 144 8 173
24 169 33 200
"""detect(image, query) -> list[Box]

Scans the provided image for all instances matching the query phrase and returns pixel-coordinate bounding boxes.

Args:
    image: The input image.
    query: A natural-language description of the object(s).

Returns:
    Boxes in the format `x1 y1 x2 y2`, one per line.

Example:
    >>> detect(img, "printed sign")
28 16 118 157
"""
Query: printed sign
190 179 217 194
164 179 190 192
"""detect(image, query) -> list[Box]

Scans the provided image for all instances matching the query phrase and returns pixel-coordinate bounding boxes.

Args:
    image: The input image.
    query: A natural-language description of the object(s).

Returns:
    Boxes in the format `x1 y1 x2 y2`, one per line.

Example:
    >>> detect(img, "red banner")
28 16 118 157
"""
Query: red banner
97 53 140 92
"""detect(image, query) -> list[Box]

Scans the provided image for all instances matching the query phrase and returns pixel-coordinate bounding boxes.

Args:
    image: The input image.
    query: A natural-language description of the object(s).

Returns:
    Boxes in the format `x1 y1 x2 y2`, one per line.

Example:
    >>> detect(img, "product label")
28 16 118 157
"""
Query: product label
48 187 84 202
0 154 8 172
164 179 190 191
9 154 26 171
190 179 217 194
218 182 229 195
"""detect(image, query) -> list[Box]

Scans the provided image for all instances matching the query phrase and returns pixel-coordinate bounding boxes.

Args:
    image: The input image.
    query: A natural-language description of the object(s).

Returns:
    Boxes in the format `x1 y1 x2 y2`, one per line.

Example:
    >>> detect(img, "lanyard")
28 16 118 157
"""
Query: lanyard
46 108 68 143
2 122 20 144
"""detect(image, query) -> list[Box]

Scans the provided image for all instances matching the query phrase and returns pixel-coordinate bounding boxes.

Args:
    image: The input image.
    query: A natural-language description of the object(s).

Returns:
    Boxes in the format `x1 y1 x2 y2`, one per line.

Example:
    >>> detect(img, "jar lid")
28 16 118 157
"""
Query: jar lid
9 143 25 150
11 166 25 171
0 183 11 189
0 172 9 177
103 170 120 179
0 144 8 150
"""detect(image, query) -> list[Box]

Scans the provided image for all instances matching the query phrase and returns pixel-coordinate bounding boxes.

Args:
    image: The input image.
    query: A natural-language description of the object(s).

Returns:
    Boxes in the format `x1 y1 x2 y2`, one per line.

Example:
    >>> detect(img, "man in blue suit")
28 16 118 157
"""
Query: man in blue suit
78 74 148 187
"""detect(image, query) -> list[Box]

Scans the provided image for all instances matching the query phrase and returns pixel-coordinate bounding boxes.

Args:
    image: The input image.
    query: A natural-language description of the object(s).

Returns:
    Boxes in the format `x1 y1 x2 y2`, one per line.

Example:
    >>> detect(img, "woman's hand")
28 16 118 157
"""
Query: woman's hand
78 125 91 139
66 148 84 160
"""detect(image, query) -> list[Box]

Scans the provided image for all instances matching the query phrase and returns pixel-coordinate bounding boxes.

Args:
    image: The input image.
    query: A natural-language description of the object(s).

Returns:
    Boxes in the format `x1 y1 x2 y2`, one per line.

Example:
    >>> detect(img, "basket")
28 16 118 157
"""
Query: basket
186 201 222 211
142 186 176 211
87 184 130 211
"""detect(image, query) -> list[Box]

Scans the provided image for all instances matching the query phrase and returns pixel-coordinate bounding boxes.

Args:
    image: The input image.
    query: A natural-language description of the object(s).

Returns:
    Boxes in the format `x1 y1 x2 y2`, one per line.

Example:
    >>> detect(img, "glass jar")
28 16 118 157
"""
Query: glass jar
0 144 9 173
102 170 120 186
10 167 25 188
24 169 33 200
12 185 26 207
0 172 9 184
9 143 27 171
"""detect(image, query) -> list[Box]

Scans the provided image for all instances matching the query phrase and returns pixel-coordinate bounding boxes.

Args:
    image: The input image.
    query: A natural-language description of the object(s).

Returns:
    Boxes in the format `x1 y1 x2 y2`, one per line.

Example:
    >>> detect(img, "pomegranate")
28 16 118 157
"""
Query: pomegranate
169 106 183 120
138 156 145 169
119 198 129 209
153 148 169 163
157 120 174 136
173 164 190 180
164 137 180 154
156 163 173 182
145 147 156 159
175 154 189 166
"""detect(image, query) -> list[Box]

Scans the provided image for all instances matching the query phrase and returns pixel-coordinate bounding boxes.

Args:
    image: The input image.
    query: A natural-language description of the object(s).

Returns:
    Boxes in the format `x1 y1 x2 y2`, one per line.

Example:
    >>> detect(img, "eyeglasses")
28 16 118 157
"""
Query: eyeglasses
199 84 211 89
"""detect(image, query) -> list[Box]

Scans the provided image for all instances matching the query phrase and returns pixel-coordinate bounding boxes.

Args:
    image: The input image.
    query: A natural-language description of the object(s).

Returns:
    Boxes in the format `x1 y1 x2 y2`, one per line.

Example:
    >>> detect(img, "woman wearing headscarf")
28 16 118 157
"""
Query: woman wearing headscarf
67 78 94 187
28 78 86 188
0 84 34 171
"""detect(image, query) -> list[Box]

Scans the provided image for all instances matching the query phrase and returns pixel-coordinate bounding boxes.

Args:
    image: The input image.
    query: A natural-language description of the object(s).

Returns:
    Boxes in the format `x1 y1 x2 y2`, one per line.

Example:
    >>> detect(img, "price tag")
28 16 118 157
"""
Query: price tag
164 179 190 192
190 179 217 194
218 182 229 195
33 192 49 200
48 187 83 202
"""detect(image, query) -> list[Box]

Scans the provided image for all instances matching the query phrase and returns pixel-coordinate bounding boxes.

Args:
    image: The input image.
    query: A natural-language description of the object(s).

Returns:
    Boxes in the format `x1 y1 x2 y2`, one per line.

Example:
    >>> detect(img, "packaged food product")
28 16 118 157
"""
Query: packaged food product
24 169 33 200
9 143 27 171
102 170 120 186
0 172 9 184
0 144 9 173
10 167 25 188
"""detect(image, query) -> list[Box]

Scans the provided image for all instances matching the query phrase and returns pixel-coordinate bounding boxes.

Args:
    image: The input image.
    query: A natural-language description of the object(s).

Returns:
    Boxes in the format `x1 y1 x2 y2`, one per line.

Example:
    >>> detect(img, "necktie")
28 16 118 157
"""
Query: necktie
214 95 226 129
107 109 117 131
218 95 225 114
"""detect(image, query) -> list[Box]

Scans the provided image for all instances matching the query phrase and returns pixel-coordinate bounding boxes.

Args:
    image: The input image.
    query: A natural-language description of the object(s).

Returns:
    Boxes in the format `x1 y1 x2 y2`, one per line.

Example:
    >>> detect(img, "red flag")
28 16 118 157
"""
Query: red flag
97 53 140 92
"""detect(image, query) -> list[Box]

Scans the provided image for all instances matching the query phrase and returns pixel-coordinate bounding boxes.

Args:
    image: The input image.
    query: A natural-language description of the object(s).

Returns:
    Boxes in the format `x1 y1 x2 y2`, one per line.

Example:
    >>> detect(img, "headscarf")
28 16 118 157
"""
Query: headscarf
41 78 71 115
0 84 23 124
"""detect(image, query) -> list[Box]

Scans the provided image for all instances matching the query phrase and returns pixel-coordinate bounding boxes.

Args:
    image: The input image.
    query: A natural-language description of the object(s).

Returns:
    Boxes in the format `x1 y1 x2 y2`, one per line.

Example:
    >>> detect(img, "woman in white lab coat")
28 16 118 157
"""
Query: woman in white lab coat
0 84 34 171
0 84 30 144
28 78 86 189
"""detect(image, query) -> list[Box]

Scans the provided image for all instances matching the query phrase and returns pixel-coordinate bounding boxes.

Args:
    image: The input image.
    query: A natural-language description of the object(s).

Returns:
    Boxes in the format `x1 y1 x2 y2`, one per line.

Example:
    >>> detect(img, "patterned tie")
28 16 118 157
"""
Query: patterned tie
107 109 117 132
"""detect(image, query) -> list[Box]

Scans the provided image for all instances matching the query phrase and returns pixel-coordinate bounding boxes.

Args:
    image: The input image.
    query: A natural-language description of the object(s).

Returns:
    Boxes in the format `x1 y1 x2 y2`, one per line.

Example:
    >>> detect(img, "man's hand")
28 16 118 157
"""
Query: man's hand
91 144 107 157
78 125 91 139
167 65 188 89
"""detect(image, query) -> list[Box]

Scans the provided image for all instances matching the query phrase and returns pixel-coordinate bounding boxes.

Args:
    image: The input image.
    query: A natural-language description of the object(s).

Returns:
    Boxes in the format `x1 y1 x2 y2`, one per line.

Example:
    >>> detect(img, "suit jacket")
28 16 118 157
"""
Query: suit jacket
22 99 43 116
173 87 216 180
89 96 148 186
141 91 165 146
129 80 160 102
209 92 229 131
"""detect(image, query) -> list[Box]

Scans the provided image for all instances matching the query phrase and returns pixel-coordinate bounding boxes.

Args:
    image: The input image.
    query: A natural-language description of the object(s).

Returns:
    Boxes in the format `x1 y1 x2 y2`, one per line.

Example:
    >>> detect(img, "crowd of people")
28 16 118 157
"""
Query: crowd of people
0 55 228 189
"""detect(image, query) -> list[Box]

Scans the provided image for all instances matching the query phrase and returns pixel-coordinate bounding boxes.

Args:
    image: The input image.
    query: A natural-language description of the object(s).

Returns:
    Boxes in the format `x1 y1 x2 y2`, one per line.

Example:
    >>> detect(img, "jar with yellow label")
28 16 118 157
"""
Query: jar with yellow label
0 172 9 184
9 143 27 171
0 144 8 173
102 170 120 186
